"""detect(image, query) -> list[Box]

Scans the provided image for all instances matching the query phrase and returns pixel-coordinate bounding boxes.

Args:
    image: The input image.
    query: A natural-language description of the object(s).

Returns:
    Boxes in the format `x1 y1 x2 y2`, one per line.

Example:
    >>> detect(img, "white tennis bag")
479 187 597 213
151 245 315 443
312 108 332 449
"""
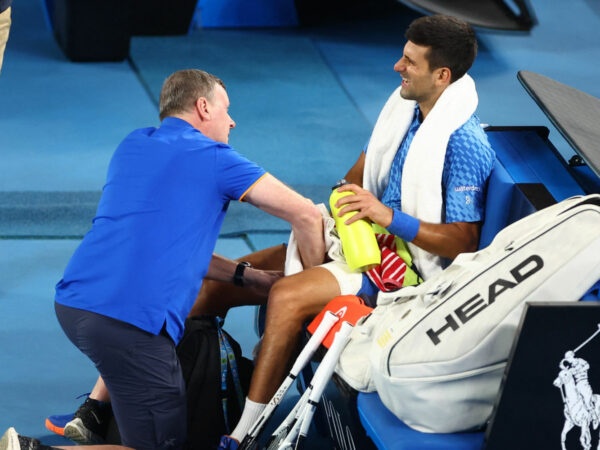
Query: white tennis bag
336 194 600 433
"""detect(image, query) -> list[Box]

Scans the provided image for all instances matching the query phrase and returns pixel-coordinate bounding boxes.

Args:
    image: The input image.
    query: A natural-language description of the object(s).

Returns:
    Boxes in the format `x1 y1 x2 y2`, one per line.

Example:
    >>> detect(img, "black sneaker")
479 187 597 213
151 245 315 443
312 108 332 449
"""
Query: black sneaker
0 428 55 450
63 398 112 445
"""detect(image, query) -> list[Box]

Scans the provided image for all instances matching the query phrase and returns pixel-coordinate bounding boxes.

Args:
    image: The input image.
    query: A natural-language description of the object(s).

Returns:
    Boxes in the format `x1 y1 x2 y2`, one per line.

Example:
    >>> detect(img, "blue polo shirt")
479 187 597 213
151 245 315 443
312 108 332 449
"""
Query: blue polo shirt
380 106 495 223
55 117 266 343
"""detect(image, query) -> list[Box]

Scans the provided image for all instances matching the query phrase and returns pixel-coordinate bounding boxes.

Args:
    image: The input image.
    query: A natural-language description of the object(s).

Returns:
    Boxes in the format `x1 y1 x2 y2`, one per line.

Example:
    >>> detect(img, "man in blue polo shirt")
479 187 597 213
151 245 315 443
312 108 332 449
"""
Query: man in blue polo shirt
0 69 325 450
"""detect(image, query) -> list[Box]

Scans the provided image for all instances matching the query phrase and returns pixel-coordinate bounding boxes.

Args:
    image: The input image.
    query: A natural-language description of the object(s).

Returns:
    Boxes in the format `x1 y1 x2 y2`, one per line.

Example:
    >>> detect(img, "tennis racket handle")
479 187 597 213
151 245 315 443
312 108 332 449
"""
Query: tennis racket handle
289 310 339 375
307 321 353 400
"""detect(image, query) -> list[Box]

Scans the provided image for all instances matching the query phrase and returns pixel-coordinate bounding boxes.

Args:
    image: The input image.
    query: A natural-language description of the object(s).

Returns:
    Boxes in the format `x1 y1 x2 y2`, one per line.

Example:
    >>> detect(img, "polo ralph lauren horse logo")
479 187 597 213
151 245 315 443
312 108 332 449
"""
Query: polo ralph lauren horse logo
554 324 600 450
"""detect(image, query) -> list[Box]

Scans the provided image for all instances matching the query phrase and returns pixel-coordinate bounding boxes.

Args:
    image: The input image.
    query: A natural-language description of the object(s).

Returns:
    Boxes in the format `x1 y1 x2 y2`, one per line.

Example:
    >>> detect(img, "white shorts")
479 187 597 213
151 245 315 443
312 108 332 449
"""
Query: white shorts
319 259 364 295
285 203 366 296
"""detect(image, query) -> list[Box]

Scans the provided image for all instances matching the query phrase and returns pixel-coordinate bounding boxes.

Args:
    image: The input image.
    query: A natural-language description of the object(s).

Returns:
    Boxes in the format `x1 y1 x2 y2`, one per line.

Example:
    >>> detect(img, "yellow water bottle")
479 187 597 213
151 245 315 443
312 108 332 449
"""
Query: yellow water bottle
329 179 381 272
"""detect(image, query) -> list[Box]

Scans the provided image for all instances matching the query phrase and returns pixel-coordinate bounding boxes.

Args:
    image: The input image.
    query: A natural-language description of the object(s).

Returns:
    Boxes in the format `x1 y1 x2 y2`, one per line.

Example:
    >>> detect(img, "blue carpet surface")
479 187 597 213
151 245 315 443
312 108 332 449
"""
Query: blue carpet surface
0 0 599 446
129 28 371 198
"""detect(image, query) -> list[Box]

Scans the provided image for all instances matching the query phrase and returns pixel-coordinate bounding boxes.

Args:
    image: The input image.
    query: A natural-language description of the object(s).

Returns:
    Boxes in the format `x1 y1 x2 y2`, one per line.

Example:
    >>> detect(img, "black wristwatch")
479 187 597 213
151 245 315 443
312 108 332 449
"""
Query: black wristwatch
233 261 252 286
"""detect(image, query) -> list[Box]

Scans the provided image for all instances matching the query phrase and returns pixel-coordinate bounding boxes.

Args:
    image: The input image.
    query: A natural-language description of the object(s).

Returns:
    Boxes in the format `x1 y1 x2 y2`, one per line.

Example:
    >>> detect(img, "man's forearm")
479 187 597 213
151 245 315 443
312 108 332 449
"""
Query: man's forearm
205 254 238 282
411 221 480 259
291 213 326 269
244 174 327 268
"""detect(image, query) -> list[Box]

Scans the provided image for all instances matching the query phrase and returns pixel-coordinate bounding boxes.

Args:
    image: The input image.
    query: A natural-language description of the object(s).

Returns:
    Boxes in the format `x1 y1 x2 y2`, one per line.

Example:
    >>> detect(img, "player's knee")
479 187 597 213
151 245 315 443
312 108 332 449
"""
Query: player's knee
268 278 309 320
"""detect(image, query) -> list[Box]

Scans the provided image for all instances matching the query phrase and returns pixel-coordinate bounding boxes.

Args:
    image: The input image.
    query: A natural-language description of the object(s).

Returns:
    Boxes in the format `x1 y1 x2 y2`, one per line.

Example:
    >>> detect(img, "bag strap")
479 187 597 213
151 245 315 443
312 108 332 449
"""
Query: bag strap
215 316 245 432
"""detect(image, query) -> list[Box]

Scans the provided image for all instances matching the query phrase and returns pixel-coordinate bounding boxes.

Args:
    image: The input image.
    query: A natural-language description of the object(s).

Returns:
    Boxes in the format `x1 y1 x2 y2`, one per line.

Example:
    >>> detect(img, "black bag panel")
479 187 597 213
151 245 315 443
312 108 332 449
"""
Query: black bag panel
178 316 253 450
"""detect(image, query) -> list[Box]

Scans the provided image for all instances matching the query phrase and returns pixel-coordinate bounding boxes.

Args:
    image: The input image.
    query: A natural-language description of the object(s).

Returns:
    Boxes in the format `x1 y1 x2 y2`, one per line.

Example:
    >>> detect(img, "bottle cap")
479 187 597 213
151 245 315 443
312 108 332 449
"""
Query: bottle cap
332 178 348 190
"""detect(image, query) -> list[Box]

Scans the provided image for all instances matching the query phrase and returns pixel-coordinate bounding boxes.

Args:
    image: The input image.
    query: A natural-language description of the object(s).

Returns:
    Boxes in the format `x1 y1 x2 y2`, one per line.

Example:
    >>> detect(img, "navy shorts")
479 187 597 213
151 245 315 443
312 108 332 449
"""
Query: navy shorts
55 302 187 450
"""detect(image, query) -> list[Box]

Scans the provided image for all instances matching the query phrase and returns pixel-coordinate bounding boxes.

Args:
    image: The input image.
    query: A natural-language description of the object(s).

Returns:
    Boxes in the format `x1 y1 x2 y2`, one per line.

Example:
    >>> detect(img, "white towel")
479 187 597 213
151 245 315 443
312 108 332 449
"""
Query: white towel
363 75 478 280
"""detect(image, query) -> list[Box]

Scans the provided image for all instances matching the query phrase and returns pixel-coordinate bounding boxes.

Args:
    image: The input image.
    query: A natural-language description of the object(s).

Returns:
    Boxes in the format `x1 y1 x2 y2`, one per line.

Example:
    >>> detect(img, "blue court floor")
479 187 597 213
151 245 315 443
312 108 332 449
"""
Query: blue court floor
0 0 599 447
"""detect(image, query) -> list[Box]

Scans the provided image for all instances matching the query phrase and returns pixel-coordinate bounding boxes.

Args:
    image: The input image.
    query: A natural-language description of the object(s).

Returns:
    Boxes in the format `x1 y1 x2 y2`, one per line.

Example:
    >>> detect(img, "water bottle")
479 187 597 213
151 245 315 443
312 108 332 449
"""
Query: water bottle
329 179 381 272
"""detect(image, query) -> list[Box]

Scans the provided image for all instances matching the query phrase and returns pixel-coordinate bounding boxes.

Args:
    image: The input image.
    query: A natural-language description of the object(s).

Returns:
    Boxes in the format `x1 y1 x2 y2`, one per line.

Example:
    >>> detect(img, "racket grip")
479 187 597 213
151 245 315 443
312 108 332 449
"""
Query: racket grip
307 321 353 400
289 310 339 375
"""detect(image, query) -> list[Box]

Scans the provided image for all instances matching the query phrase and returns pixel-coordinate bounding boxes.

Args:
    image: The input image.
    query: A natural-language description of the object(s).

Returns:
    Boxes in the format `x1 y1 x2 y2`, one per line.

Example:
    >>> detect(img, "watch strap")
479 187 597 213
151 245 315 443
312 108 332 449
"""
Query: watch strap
233 261 251 287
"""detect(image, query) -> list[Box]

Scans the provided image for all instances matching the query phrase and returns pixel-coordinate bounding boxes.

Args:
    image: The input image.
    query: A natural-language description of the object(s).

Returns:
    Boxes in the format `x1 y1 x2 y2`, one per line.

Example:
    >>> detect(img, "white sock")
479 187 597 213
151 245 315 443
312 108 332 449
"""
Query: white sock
230 397 266 442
